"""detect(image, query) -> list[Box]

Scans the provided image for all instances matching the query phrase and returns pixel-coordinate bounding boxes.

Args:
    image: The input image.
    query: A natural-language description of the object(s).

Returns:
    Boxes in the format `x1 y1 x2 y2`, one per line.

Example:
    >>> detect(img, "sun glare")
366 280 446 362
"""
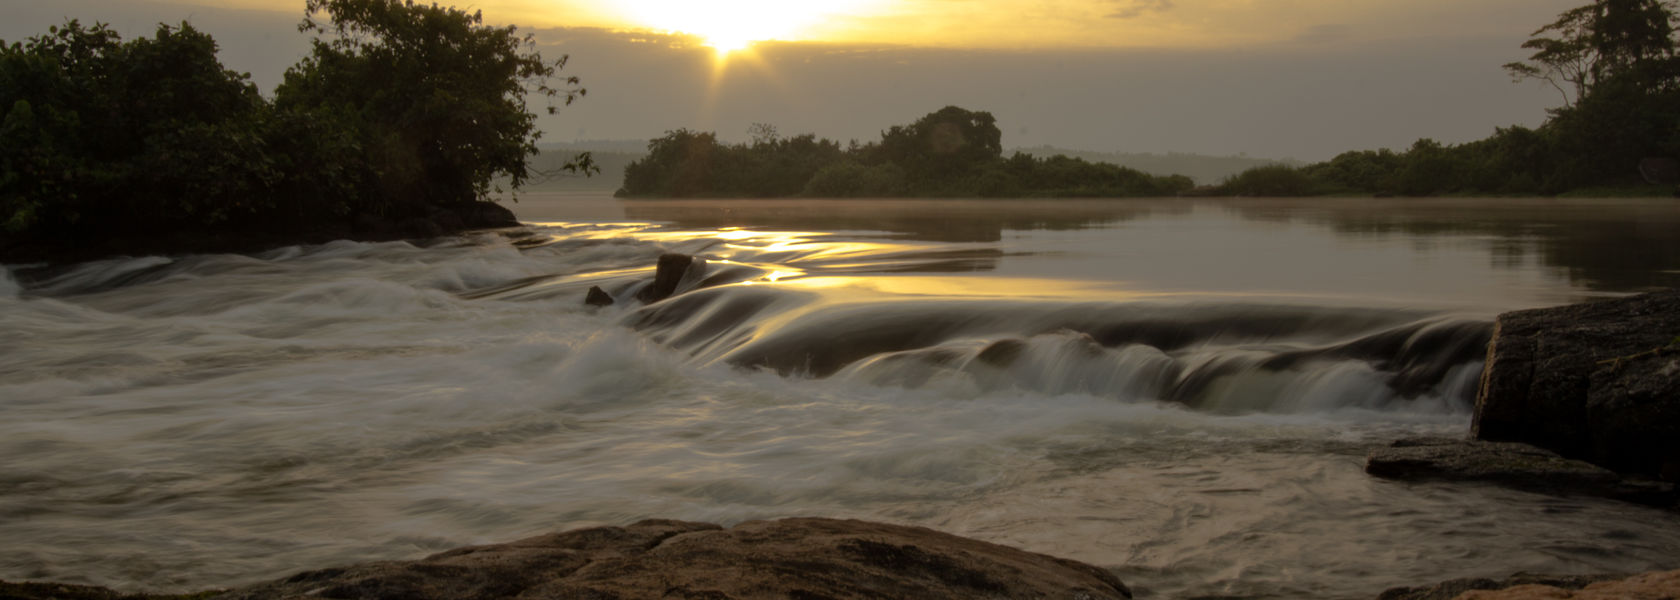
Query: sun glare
610 0 872 57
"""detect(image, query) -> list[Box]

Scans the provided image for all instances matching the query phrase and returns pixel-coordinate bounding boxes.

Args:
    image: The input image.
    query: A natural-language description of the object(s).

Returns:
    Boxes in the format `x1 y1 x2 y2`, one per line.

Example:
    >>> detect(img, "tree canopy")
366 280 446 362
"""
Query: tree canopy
1221 0 1680 197
619 106 1195 199
0 0 584 257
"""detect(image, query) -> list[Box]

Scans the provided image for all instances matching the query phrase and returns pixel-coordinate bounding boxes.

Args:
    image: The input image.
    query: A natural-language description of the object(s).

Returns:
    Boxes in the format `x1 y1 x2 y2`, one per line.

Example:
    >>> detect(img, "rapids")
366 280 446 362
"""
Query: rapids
3 196 1680 599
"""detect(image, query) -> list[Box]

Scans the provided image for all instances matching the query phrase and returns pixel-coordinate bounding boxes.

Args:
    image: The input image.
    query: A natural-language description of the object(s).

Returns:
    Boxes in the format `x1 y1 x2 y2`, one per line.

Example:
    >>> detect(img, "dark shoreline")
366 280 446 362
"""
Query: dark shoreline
0 201 520 277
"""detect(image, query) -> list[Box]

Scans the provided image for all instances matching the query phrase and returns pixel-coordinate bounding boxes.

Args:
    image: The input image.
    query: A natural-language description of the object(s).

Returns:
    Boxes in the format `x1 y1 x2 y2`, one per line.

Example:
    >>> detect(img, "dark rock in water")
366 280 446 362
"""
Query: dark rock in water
635 253 706 304
584 285 614 307
1472 289 1680 480
1377 572 1624 600
215 518 1131 600
1365 437 1677 506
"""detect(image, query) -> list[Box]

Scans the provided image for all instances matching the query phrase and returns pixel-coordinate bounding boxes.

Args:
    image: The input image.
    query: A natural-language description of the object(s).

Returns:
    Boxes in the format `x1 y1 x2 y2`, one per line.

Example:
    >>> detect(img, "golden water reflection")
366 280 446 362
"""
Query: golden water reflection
614 197 1680 297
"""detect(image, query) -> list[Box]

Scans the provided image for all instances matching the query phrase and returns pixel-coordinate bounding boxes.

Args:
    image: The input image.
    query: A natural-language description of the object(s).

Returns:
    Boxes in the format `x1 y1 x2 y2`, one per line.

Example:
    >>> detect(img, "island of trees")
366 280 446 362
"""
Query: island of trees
621 0 1680 199
616 107 1196 198
0 0 591 263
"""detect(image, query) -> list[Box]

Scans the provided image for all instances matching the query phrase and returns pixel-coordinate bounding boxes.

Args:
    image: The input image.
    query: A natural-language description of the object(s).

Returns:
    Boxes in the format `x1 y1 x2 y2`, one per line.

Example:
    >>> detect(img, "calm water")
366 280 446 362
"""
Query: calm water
3 195 1679 599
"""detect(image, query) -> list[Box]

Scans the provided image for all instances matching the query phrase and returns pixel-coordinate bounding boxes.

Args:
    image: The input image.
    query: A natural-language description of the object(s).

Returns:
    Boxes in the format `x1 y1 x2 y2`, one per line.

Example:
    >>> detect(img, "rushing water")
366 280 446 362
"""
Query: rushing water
4 196 1680 599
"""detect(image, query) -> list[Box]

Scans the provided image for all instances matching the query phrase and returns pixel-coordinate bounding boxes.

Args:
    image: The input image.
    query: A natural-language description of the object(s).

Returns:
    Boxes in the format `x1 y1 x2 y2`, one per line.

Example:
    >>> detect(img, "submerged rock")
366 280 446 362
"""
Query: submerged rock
583 285 614 307
1365 437 1677 507
635 253 706 304
214 518 1131 600
1472 289 1680 480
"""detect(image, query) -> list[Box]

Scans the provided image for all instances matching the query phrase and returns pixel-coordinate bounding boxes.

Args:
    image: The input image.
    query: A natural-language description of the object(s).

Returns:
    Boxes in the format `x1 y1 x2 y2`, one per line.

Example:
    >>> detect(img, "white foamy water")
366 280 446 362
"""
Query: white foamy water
4 196 1680 599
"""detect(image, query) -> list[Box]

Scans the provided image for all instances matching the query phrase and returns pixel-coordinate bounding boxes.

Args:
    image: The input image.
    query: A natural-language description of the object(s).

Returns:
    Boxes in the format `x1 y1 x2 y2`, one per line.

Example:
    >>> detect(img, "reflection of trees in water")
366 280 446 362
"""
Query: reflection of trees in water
1226 201 1680 293
622 199 1187 244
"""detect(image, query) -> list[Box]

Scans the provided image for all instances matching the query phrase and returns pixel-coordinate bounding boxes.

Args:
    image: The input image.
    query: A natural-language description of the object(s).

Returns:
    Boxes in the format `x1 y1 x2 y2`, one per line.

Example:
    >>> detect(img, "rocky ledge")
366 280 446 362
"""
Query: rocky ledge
1473 289 1680 479
1367 289 1680 506
1378 569 1680 600
4 518 1131 600
1366 437 1677 507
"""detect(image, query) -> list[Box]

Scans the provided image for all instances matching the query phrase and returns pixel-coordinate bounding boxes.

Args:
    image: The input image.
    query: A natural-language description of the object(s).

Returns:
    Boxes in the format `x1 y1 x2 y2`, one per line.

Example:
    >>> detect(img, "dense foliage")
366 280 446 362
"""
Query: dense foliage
619 107 1196 198
0 0 582 248
1221 0 1680 197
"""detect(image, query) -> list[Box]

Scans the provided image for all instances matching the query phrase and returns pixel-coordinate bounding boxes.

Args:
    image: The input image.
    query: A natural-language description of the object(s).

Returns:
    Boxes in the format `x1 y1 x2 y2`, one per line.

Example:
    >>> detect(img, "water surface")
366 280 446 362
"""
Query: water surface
4 195 1679 599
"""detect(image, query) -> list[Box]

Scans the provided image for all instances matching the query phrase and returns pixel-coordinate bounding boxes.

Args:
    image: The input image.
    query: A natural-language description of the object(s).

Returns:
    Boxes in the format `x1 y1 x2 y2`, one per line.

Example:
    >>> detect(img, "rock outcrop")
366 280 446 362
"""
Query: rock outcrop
1365 438 1676 507
214 517 1130 600
583 285 614 307
1377 572 1626 600
634 253 706 304
1472 289 1680 480
1379 569 1680 600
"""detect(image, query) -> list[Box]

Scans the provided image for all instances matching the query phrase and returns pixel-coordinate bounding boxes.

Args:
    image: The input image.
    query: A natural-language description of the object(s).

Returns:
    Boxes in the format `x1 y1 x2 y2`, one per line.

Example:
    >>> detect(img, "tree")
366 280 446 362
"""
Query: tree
874 106 1003 188
1505 0 1678 107
276 0 585 213
0 20 272 234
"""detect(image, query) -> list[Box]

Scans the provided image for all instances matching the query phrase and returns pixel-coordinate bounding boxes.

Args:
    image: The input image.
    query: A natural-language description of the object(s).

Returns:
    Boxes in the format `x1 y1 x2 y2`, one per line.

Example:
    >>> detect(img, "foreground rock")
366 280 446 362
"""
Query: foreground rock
1472 289 1680 480
1377 572 1626 600
1365 438 1676 507
217 518 1130 600
1379 569 1680 600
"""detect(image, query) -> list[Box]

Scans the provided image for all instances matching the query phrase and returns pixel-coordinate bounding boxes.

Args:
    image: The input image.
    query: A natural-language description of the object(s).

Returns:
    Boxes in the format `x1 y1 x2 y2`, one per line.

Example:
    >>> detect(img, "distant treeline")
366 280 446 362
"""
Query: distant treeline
617 107 1196 198
1010 146 1300 187
1218 0 1680 197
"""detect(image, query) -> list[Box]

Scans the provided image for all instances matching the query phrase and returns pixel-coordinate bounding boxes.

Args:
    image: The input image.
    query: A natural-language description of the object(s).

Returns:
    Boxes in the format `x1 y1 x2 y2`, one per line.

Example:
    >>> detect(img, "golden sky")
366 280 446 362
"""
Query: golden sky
179 0 1579 51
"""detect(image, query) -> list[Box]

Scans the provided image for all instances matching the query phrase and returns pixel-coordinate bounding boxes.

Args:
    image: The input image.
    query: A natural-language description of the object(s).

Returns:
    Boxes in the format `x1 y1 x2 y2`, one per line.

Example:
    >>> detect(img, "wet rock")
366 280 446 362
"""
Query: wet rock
1365 437 1676 506
635 253 706 304
1377 572 1624 600
584 285 614 307
215 518 1131 600
1453 569 1680 599
1472 289 1680 480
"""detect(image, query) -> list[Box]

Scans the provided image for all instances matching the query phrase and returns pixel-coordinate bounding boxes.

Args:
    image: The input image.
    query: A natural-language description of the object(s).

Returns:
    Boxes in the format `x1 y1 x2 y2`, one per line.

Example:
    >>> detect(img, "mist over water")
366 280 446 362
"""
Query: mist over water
4 196 1680 599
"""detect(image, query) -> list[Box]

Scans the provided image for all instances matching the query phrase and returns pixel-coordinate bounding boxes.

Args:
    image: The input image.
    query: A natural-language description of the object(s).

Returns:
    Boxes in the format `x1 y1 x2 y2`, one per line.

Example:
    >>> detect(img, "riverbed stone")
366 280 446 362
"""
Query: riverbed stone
213 517 1132 600
1376 572 1624 600
1364 437 1677 506
1471 289 1680 480
635 253 706 304
1454 569 1680 599
583 285 614 307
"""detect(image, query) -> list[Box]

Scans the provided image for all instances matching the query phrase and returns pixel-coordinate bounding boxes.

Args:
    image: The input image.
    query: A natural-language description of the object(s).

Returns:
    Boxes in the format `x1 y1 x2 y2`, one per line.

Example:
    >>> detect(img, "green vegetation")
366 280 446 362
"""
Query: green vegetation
0 0 586 256
618 106 1196 198
1219 0 1680 197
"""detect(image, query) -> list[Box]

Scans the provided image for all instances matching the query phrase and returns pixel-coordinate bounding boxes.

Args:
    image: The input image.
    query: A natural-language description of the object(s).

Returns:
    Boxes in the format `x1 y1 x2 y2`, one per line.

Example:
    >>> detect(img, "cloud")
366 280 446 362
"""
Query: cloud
1106 0 1174 20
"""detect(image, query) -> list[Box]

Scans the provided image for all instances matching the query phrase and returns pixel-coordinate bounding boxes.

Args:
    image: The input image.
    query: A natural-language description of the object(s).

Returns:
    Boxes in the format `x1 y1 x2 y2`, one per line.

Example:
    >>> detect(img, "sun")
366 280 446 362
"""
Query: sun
610 0 872 57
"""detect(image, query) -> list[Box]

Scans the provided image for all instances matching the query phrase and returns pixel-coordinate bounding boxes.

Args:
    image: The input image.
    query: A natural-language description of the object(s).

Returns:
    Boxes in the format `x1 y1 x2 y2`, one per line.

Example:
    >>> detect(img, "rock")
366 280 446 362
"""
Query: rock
1454 569 1680 599
635 253 706 304
215 518 1131 600
1364 437 1676 507
1472 289 1680 480
584 285 614 307
1377 572 1624 600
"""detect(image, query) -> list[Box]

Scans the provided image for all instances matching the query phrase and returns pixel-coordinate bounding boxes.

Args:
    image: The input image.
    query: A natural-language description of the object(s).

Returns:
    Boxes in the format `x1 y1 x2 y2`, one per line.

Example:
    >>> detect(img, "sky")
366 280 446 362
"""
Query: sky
2 0 1586 161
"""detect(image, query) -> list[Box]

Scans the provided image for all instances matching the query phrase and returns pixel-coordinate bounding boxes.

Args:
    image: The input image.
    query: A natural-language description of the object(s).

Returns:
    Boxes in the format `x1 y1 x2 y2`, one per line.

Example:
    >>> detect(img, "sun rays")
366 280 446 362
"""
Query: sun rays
606 0 874 60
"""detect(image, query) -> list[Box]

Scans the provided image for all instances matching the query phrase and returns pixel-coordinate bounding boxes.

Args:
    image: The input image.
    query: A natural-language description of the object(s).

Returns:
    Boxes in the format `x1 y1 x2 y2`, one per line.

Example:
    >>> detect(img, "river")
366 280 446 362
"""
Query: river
3 195 1679 598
